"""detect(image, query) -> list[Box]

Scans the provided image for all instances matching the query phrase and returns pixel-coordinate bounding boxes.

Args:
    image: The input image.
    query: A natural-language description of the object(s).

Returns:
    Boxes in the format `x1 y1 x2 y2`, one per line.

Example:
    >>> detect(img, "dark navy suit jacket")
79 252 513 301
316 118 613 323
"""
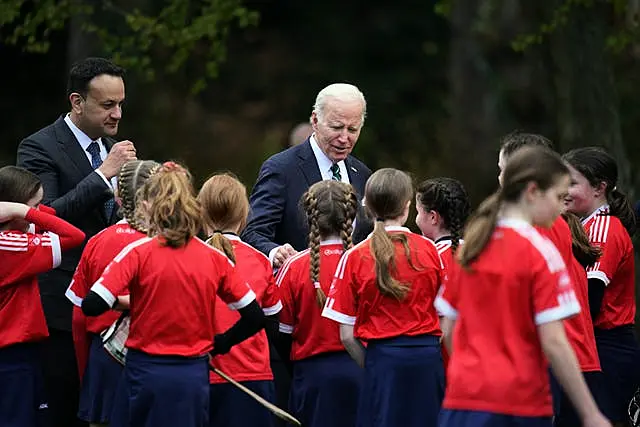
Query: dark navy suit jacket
242 139 372 256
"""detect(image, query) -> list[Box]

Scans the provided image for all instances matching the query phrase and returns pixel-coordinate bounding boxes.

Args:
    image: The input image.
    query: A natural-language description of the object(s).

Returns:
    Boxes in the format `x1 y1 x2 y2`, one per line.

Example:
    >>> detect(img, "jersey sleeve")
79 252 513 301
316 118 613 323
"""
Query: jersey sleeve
217 257 256 310
65 245 93 307
0 231 61 288
261 269 282 316
275 257 297 334
434 258 460 320
89 240 146 307
531 248 581 325
587 220 622 286
321 251 357 326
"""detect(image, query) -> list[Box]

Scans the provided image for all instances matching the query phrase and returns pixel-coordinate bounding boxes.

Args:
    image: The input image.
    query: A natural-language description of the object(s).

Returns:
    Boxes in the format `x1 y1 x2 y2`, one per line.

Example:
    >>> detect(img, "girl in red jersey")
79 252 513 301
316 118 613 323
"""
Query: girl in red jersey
436 147 609 427
198 173 282 427
415 177 470 373
563 147 639 425
276 180 362 427
81 162 265 427
0 166 85 427
321 168 445 427
498 133 605 426
65 159 160 427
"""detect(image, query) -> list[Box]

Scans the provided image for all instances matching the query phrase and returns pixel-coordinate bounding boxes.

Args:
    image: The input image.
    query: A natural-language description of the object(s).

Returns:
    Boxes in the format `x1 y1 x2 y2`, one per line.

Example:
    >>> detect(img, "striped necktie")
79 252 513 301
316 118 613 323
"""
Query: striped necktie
87 141 115 219
330 163 342 182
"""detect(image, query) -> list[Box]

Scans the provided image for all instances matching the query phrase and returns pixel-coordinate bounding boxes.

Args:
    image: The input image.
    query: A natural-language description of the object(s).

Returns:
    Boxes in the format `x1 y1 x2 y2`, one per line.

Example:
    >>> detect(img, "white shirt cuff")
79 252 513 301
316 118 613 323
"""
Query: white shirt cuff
268 246 280 267
95 169 113 190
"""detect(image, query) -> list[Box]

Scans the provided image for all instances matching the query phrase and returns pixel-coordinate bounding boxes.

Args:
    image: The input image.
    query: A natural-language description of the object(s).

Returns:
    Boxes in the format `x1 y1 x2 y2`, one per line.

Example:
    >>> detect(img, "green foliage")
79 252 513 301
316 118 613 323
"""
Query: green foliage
0 0 258 92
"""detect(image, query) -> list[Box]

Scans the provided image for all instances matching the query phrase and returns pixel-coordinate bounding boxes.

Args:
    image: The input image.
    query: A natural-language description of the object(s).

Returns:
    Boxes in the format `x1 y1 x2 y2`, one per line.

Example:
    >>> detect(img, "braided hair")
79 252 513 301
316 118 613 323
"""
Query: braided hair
117 160 161 233
301 181 359 307
416 177 471 252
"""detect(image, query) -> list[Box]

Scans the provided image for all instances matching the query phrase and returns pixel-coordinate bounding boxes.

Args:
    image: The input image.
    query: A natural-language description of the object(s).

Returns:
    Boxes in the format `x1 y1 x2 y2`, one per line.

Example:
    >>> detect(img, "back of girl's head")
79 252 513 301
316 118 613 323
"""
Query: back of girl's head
117 160 161 233
0 166 41 203
137 161 202 248
197 173 250 263
500 131 553 158
301 180 359 307
563 147 636 236
364 168 416 300
416 177 470 251
459 147 569 268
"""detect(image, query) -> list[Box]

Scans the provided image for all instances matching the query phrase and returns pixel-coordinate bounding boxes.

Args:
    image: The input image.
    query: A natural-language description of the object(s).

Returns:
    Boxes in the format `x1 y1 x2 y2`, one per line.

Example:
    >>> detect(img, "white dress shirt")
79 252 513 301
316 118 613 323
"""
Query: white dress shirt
64 114 115 190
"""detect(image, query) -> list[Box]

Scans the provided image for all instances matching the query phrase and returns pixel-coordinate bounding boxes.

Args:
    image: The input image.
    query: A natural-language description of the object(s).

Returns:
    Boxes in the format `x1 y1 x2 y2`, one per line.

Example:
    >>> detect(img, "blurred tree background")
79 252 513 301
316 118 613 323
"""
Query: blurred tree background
1 0 640 208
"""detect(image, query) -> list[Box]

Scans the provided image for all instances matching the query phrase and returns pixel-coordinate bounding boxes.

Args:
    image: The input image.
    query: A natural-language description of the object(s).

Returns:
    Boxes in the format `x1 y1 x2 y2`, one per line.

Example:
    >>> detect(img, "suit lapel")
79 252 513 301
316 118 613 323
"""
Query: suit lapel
345 157 366 196
54 116 94 178
297 140 322 185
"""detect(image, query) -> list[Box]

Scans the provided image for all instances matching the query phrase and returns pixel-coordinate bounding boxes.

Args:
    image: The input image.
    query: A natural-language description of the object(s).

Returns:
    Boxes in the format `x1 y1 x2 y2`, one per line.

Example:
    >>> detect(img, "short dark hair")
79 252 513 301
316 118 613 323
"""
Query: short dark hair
0 166 42 203
66 57 125 98
500 131 554 158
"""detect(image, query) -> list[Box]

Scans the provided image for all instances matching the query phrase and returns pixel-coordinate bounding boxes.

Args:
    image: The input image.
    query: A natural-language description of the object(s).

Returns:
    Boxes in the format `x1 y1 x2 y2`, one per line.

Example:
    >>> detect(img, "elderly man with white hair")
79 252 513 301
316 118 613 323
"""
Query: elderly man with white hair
243 83 372 268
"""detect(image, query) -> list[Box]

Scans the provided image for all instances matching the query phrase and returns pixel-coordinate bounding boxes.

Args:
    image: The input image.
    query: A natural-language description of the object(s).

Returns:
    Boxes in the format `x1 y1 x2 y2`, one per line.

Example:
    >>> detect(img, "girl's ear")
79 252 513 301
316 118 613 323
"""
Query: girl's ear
429 210 439 226
593 181 607 198
522 181 540 202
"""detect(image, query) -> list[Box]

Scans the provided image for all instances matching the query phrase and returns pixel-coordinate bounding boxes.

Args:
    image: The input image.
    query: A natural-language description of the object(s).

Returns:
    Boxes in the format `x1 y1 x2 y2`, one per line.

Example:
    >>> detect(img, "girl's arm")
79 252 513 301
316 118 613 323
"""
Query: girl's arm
539 321 610 427
440 316 455 354
24 207 85 249
340 324 366 368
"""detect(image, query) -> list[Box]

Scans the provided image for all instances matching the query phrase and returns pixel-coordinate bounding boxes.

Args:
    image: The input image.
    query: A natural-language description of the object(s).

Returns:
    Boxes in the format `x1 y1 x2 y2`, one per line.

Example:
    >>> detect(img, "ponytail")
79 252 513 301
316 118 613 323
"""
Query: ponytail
608 188 636 236
306 190 326 307
458 192 501 268
370 220 412 300
561 212 601 268
206 232 236 263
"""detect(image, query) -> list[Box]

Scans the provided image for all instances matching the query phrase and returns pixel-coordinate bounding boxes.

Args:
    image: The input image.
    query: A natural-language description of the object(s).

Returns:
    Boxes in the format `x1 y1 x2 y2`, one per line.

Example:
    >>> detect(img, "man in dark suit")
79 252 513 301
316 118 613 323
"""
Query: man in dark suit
242 83 372 425
17 57 136 427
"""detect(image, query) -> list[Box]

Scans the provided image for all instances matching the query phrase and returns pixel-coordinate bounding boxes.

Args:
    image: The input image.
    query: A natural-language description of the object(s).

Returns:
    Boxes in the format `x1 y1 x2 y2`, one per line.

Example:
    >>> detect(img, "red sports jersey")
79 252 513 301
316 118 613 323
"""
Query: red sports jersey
435 218 580 417
538 218 600 372
0 208 85 348
435 238 456 370
91 237 255 357
582 205 636 329
277 240 347 360
209 235 281 384
66 220 146 334
322 227 444 340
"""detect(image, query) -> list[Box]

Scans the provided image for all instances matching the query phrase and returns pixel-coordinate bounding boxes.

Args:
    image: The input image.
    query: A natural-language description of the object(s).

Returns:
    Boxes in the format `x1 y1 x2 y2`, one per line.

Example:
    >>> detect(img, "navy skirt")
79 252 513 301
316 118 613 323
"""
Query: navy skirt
439 409 552 427
595 326 640 422
0 342 49 427
549 370 606 427
78 334 123 423
109 349 210 427
209 380 274 427
357 335 444 427
289 351 362 427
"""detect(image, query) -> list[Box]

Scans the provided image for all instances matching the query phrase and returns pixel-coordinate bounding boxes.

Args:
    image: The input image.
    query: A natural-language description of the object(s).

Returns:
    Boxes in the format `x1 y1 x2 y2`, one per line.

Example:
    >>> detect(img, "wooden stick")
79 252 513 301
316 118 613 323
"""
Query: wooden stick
209 365 302 426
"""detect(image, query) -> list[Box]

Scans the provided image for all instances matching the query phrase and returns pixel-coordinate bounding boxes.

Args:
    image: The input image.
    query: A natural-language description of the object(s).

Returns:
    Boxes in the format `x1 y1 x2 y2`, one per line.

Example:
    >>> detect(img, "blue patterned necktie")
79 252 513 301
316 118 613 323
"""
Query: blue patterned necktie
330 163 342 182
87 141 115 219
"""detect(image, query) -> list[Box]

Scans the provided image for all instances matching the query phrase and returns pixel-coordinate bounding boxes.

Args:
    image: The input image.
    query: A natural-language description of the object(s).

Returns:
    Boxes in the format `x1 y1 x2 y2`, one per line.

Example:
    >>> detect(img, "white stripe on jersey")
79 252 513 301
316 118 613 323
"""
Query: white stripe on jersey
275 249 310 287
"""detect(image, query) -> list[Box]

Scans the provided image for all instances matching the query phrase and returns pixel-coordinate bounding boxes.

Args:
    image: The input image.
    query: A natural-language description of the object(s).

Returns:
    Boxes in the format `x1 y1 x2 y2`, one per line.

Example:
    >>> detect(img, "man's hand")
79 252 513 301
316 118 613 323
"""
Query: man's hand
98 141 137 179
272 244 297 269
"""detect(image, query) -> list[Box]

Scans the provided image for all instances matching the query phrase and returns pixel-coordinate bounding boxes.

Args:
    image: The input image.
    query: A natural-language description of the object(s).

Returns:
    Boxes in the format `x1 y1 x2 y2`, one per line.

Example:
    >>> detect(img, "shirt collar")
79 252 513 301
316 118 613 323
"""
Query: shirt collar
581 204 609 225
64 114 101 151
222 232 242 242
497 217 533 231
320 238 343 245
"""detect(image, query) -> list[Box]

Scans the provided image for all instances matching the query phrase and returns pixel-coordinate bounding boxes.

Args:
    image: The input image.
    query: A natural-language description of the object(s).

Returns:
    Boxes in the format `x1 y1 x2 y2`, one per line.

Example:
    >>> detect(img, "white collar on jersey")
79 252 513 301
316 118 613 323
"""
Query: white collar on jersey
366 225 411 239
496 217 533 230
116 219 128 225
320 238 343 245
581 204 609 226
221 233 242 241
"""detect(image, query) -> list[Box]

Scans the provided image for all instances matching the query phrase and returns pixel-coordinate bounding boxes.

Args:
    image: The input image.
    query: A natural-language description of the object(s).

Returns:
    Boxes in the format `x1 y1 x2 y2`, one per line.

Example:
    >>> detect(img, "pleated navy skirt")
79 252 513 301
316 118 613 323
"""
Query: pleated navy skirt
109 349 210 427
595 325 640 422
289 351 362 427
439 409 552 427
357 335 444 427
0 342 49 427
209 380 275 427
77 334 123 423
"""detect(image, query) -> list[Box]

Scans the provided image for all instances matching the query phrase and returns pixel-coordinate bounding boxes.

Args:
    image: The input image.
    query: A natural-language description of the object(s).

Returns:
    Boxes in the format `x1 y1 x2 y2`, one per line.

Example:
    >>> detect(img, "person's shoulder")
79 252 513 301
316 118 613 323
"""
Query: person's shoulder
346 153 371 175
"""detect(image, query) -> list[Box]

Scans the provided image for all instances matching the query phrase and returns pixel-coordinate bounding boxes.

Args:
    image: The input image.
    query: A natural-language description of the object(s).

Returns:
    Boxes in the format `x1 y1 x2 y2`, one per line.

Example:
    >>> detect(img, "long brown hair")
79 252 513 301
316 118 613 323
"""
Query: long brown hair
302 181 359 307
0 166 41 203
136 161 202 248
197 173 250 263
458 147 570 268
562 212 602 268
117 160 161 233
364 168 417 300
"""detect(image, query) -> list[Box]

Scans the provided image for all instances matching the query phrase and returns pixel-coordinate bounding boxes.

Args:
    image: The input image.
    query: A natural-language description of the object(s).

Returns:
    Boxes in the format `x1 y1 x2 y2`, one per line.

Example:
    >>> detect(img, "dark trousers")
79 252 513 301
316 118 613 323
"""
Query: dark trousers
40 329 87 427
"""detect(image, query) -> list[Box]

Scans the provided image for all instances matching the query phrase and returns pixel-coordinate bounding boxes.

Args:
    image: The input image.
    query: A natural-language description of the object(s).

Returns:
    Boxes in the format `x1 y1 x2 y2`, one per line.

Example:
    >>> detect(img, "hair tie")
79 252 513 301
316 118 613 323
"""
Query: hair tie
313 281 321 289
375 217 385 222
613 185 618 192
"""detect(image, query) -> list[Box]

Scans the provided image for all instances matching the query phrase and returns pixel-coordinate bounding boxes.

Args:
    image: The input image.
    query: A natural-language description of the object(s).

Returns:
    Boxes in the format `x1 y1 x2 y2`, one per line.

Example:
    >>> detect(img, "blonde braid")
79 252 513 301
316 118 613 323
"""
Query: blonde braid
304 190 326 308
340 185 358 251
